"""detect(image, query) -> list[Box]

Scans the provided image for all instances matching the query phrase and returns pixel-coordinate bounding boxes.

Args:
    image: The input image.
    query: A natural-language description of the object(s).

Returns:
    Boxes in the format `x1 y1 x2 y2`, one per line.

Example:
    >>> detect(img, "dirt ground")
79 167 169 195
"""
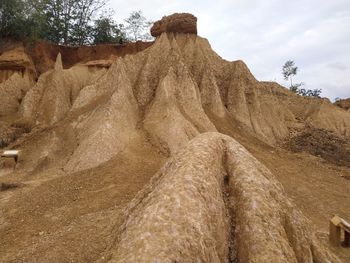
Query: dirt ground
0 135 166 262
284 127 350 167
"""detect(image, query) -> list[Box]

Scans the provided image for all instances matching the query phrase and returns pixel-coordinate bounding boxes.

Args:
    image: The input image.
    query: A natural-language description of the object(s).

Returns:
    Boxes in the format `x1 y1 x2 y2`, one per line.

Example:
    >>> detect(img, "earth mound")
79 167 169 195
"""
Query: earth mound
151 13 197 37
335 98 350 112
104 133 337 263
0 13 349 263
285 127 350 167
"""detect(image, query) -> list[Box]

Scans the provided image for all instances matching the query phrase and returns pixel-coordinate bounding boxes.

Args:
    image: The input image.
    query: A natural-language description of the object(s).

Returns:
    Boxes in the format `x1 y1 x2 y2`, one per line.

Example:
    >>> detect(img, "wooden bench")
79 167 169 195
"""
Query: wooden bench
1 150 20 163
329 215 350 247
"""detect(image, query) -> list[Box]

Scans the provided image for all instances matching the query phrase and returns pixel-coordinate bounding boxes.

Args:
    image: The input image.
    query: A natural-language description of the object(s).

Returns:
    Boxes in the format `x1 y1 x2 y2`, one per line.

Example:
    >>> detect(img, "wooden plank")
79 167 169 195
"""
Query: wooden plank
1 150 20 163
340 218 350 233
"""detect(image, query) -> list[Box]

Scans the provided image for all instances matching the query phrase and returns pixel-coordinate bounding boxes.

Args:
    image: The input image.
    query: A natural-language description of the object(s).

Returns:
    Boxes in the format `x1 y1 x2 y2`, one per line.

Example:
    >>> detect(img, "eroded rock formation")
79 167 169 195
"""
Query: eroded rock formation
0 48 35 115
0 47 36 83
103 133 338 263
17 33 350 157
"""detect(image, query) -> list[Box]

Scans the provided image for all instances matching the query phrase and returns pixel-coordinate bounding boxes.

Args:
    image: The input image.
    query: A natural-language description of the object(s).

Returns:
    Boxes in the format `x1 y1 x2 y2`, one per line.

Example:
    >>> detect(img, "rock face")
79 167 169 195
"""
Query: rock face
151 13 197 37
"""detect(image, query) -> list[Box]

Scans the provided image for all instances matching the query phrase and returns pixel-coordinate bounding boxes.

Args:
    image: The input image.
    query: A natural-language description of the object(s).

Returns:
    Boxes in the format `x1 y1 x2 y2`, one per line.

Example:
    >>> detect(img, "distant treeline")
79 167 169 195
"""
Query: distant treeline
0 0 153 46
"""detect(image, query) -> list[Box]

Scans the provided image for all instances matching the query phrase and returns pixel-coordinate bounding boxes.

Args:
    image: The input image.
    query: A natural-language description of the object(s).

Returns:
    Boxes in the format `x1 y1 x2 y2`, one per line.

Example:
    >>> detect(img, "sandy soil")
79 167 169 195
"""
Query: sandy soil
0 135 166 262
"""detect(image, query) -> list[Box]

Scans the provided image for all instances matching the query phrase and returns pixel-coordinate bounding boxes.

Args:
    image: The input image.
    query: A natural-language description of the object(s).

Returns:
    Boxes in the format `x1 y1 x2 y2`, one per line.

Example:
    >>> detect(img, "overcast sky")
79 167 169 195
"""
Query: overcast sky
110 0 350 100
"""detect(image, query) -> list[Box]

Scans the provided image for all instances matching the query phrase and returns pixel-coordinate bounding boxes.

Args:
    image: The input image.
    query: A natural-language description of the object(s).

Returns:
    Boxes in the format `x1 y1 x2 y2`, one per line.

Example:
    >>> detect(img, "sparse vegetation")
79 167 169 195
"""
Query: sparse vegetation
124 11 153 41
282 60 322 98
297 88 322 97
282 60 298 88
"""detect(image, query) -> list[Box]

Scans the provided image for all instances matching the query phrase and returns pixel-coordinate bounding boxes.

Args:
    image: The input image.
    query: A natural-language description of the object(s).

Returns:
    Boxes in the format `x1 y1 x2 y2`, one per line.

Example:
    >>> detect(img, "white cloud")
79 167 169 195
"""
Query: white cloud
109 0 350 100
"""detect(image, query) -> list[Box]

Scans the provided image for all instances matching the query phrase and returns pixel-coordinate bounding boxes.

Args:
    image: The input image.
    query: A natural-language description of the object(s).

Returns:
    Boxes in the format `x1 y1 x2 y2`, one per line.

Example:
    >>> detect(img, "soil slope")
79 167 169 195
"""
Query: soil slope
0 13 349 263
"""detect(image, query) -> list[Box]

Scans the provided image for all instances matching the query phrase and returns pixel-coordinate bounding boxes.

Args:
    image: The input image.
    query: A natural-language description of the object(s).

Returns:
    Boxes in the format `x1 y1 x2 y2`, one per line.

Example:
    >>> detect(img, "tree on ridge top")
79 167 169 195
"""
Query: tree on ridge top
124 11 153 42
282 60 321 98
282 60 298 88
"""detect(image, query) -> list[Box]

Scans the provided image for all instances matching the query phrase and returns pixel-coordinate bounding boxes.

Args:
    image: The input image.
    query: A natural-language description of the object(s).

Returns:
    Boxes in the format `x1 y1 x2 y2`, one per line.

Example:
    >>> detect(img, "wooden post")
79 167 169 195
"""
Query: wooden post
329 220 341 247
330 215 350 247
345 231 350 247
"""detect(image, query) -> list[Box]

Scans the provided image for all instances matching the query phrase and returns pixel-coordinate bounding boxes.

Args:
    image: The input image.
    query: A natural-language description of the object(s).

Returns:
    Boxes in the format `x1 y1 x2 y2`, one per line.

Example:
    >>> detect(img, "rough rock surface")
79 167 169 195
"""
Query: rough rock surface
103 133 338 263
151 13 197 37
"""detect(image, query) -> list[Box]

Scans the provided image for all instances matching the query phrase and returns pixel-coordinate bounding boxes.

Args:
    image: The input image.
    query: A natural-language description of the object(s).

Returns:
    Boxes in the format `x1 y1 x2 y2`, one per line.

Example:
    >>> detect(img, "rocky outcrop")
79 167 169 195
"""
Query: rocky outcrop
151 13 197 37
